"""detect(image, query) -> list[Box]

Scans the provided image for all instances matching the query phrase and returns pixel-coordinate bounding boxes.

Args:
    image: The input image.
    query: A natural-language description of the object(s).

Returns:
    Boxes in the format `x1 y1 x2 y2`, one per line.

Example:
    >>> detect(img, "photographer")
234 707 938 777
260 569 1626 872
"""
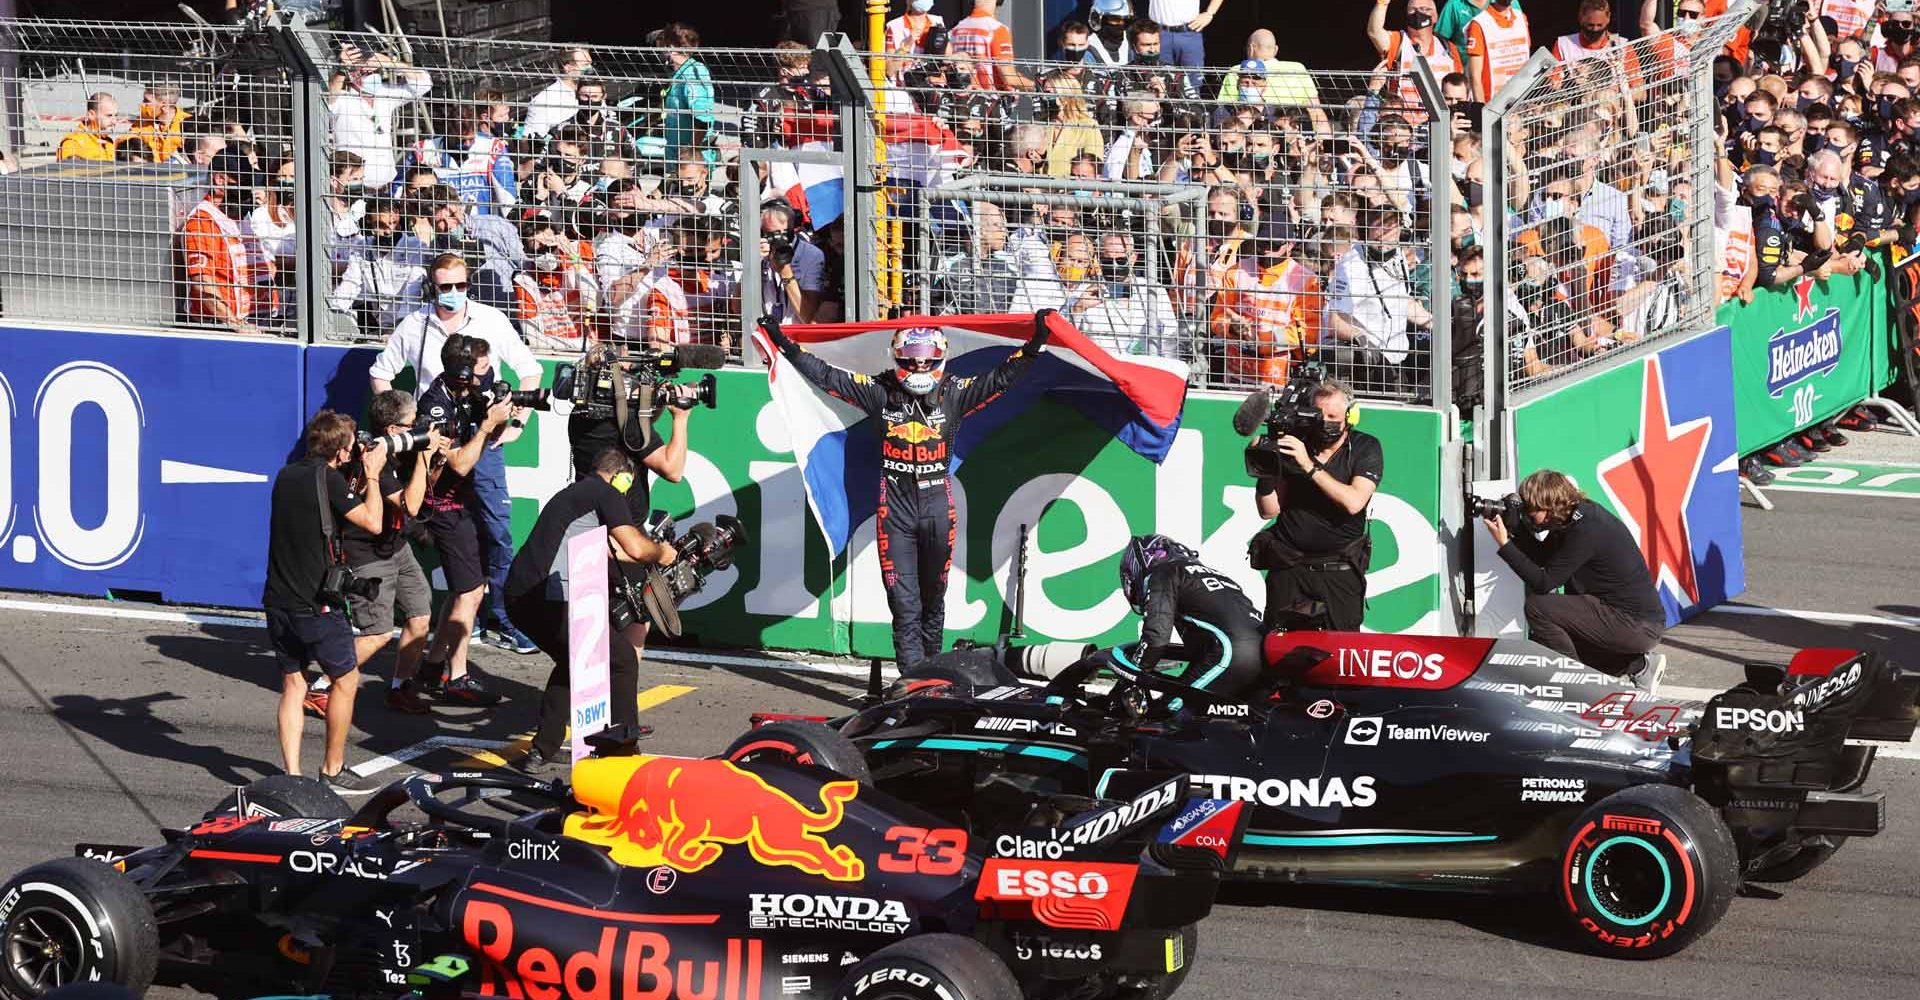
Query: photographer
761 201 826 323
1482 470 1664 682
411 335 523 705
262 410 386 792
506 449 678 775
1249 377 1381 631
342 391 448 716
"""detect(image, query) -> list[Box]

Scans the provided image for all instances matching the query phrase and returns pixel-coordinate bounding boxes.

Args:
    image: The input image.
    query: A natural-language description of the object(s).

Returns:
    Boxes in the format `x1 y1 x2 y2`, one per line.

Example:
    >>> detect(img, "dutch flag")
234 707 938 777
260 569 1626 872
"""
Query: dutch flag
752 312 1190 557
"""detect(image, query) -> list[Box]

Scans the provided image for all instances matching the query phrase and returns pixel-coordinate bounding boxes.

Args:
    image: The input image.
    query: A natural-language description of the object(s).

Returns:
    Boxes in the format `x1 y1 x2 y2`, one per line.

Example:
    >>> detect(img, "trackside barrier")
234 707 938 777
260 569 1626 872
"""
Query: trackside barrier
0 325 1454 652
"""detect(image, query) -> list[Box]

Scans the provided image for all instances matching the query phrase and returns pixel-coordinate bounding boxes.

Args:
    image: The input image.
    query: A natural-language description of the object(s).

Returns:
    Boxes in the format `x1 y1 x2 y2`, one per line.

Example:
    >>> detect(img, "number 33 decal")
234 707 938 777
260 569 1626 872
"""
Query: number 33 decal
879 826 967 875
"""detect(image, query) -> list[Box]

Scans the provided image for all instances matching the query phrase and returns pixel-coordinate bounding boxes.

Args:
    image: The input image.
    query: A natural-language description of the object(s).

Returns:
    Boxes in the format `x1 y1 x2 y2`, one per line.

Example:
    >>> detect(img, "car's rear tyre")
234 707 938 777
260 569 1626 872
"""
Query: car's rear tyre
1745 836 1844 883
205 773 353 821
0 859 157 1000
1558 784 1739 959
724 720 873 785
839 934 1019 1000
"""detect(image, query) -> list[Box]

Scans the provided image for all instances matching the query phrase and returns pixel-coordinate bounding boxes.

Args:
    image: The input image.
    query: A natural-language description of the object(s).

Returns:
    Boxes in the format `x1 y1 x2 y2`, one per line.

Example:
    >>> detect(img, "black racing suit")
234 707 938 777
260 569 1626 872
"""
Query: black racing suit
767 319 1048 665
1117 559 1267 702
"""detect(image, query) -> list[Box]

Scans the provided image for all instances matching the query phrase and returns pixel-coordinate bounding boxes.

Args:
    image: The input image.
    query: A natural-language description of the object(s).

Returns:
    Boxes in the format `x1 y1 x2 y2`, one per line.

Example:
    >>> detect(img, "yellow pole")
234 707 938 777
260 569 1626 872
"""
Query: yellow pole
867 1 894 315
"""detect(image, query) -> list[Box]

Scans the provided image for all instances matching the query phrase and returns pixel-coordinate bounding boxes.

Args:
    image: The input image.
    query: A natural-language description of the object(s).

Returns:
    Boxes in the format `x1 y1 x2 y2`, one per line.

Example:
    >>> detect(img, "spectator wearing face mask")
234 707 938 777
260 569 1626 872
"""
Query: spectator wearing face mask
431 95 518 215
1086 0 1135 66
515 214 595 351
1209 219 1323 385
1013 232 1098 315
1072 232 1180 358
1328 206 1425 394
398 184 522 311
525 48 594 138
1464 0 1532 101
950 0 1033 91
1877 10 1920 73
1554 0 1623 62
329 196 424 334
179 151 273 336
526 126 595 207
328 45 432 190
886 0 945 54
1369 0 1463 124
1054 20 1095 63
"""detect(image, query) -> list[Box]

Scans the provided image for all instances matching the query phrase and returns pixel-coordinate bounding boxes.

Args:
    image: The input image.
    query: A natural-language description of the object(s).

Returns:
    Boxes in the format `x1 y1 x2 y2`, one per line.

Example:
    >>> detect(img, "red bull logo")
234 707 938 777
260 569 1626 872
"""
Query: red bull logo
894 421 940 444
462 888 763 1000
566 757 864 881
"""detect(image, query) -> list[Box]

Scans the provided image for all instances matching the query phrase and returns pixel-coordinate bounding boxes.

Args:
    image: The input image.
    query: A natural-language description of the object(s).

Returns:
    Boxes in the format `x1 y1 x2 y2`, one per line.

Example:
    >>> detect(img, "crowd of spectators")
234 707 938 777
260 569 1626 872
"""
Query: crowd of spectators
19 0 1920 420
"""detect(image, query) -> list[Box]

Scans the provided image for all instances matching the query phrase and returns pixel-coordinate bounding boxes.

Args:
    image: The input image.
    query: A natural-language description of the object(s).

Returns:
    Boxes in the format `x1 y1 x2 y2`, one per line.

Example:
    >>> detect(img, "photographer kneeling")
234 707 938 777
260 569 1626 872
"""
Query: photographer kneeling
1482 470 1665 684
1249 377 1381 631
506 449 678 776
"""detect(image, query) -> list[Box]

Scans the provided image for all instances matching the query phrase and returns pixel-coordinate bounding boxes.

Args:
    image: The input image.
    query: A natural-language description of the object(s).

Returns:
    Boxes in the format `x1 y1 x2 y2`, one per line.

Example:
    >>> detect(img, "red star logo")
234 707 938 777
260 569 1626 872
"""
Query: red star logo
1792 275 1817 322
1596 357 1712 608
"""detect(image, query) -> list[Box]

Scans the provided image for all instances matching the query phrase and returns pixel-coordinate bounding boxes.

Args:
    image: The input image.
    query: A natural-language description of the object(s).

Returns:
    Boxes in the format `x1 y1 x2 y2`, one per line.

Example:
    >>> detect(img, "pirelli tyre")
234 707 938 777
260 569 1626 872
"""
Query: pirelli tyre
1558 784 1739 958
1745 836 1845 884
205 773 354 821
724 720 874 785
839 934 1019 1000
0 858 158 1000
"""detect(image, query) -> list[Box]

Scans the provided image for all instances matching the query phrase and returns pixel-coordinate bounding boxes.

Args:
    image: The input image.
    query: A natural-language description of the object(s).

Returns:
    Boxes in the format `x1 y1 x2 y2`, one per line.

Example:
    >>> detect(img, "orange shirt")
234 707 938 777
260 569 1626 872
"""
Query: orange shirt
1385 31 1462 123
950 10 1016 90
180 198 267 324
56 128 115 162
1465 5 1532 99
1208 257 1323 385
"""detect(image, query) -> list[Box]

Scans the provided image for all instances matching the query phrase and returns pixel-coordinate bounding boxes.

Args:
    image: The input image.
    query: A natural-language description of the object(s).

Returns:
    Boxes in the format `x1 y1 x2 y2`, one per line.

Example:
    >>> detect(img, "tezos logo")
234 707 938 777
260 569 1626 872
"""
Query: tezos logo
1344 717 1383 745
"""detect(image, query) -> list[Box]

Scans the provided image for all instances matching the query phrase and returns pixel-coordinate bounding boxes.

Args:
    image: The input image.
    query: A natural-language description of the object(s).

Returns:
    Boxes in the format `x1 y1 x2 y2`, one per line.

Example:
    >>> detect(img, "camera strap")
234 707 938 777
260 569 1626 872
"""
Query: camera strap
313 461 342 565
614 369 656 454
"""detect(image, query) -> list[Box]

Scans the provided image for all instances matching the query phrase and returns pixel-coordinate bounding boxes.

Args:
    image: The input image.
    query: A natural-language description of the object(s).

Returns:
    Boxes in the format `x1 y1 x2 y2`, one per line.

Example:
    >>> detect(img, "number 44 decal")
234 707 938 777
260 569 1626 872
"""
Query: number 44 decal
1580 692 1687 742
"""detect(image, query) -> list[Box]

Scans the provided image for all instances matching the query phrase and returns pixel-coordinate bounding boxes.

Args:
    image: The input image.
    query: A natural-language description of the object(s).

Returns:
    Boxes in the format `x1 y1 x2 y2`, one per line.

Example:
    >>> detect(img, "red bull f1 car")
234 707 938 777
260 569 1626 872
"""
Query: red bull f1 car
729 633 1920 958
0 749 1247 1000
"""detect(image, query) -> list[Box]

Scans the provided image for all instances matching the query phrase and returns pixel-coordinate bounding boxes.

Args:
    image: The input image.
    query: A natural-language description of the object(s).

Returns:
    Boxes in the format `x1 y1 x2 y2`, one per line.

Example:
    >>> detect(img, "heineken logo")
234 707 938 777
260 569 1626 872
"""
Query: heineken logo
1765 309 1842 398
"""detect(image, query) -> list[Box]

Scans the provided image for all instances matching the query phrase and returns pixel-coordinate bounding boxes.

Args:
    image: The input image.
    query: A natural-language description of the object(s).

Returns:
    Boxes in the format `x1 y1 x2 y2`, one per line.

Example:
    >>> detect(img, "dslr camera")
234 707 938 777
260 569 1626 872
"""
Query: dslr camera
1467 491 1526 522
765 230 797 269
318 561 380 613
609 513 752 638
355 427 435 457
1231 361 1335 479
552 343 726 421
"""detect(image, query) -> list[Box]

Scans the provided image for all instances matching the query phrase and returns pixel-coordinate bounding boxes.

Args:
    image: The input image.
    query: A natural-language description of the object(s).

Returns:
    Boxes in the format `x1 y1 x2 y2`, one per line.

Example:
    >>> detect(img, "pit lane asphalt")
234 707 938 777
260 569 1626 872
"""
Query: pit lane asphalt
1 483 1918 998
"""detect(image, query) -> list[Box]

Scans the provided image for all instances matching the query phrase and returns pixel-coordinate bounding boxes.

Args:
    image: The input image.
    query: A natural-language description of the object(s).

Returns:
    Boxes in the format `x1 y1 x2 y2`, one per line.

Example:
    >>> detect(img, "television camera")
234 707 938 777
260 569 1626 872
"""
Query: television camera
609 512 751 638
1230 361 1337 479
551 344 726 422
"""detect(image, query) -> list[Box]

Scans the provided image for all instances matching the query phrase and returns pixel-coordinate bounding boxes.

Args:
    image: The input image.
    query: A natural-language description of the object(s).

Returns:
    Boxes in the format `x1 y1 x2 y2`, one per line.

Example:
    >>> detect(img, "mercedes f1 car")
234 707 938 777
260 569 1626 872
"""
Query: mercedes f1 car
727 633 1920 958
0 745 1249 1000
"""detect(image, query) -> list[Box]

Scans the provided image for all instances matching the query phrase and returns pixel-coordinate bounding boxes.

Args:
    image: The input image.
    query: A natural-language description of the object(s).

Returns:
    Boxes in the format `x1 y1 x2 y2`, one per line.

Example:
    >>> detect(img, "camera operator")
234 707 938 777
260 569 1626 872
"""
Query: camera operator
411 335 524 705
762 201 826 323
262 410 386 792
342 390 449 716
370 253 544 656
1482 469 1665 683
506 448 678 775
1249 377 1381 631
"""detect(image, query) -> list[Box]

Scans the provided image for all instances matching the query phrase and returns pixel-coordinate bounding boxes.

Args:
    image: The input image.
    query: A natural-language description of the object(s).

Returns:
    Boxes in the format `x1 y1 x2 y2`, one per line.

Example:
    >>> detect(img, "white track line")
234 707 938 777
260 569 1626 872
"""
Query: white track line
0 597 262 628
1712 604 1920 628
349 736 514 778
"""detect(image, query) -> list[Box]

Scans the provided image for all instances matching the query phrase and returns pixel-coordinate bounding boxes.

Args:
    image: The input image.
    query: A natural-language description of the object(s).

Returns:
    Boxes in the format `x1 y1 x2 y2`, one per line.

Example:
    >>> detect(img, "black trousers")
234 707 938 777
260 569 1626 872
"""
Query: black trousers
1524 593 1664 675
878 479 954 667
1263 562 1367 631
509 590 639 758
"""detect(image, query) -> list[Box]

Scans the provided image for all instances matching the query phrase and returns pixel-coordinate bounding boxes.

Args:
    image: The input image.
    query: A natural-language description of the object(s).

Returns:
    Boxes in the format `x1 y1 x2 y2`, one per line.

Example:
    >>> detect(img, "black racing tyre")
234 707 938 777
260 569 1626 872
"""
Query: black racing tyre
724 720 873 785
887 649 1017 699
205 774 353 821
0 858 158 1000
1558 784 1739 959
839 934 1019 1000
1745 837 1845 883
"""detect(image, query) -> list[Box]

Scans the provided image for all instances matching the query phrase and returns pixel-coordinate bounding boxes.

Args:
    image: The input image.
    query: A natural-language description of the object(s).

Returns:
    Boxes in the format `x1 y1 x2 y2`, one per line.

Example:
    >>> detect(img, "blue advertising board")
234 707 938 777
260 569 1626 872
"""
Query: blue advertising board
0 326 305 606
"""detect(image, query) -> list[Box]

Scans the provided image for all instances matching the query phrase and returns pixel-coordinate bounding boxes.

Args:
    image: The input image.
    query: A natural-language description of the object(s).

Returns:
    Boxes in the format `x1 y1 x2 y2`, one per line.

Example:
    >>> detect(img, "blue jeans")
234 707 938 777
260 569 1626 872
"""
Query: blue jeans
1159 26 1206 69
472 446 516 630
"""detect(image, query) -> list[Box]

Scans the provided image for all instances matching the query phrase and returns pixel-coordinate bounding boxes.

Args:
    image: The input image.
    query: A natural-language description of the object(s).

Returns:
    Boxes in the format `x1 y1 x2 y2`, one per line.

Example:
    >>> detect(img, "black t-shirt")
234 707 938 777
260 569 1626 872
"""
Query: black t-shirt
341 461 411 564
571 413 664 520
416 374 494 509
1497 499 1666 624
1261 430 1384 555
263 458 362 613
506 475 638 602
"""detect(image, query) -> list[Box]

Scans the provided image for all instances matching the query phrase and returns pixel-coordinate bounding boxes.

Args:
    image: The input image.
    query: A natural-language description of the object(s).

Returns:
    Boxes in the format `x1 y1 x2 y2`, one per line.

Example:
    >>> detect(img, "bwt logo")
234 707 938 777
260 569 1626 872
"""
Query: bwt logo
1765 310 1842 397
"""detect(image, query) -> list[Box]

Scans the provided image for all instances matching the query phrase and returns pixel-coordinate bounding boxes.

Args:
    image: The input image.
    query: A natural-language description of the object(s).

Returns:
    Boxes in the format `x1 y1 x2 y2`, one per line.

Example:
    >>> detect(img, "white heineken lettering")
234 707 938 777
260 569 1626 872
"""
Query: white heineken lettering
1191 774 1378 809
1335 647 1445 681
747 894 911 934
1519 777 1587 803
1768 325 1841 388
1713 706 1805 733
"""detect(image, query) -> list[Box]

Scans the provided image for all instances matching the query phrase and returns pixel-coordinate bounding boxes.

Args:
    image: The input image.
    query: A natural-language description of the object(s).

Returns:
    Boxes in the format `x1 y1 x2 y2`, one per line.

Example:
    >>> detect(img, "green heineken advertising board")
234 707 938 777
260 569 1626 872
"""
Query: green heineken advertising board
1716 260 1896 456
497 366 1448 657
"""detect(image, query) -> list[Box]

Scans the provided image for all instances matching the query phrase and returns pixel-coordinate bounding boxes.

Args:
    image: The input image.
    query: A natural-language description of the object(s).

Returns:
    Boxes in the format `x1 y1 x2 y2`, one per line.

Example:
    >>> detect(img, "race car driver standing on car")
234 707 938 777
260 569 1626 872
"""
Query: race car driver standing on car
1115 534 1267 702
758 312 1051 666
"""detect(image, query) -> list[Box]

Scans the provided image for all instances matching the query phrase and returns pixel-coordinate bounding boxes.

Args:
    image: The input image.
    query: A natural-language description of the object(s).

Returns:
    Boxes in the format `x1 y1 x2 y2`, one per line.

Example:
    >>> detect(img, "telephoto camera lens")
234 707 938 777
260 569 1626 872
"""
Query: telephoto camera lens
379 429 433 454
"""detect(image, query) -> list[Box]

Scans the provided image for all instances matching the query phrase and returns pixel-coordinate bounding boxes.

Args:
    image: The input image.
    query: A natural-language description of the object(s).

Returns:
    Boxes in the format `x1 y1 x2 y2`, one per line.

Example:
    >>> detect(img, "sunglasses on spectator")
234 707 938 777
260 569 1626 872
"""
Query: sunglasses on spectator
1676 9 1702 18
436 281 470 292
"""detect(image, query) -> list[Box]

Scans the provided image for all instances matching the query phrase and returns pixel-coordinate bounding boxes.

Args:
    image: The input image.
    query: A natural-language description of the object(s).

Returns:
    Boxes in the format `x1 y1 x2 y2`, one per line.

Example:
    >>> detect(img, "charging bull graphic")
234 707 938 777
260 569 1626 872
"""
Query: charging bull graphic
565 756 865 881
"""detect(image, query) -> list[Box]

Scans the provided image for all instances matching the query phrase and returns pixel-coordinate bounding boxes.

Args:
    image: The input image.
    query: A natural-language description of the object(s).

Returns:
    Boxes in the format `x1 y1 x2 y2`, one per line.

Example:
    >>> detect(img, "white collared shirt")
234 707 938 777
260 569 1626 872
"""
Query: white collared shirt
370 299 543 393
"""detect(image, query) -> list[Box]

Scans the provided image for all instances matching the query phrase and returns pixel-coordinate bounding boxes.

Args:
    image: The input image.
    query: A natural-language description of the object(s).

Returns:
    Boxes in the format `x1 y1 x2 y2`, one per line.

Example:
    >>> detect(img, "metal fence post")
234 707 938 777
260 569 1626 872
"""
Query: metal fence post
1478 50 1555 481
739 147 766 366
816 35 878 321
1413 57 1452 416
277 17 333 347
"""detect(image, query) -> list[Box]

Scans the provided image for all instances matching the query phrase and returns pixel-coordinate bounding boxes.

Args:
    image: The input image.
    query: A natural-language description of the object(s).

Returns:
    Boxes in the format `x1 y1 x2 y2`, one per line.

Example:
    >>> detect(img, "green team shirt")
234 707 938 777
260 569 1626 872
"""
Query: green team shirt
1436 0 1525 53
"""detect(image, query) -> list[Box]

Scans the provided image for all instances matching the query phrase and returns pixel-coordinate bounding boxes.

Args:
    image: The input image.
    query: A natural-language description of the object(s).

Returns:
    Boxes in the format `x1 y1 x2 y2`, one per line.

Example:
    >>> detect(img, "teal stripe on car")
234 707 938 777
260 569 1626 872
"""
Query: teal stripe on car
1244 832 1499 848
871 736 1085 764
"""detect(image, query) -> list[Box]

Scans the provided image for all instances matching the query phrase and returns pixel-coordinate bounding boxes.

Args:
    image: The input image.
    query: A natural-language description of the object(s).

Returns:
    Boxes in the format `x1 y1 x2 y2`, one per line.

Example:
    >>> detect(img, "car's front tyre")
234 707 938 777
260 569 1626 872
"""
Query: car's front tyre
839 935 1019 1000
0 859 157 1000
